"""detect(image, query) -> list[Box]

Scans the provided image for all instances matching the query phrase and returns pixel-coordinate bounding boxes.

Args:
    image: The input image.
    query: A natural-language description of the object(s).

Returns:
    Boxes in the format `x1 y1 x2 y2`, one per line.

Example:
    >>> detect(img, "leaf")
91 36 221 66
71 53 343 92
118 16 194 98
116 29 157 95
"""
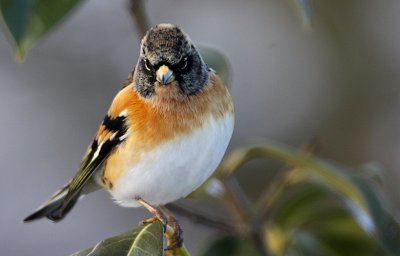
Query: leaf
220 142 400 255
71 221 164 256
222 142 369 214
200 235 262 256
198 45 231 86
289 0 312 29
225 141 400 255
187 176 225 199
357 162 385 185
71 248 92 256
264 184 385 256
0 0 83 60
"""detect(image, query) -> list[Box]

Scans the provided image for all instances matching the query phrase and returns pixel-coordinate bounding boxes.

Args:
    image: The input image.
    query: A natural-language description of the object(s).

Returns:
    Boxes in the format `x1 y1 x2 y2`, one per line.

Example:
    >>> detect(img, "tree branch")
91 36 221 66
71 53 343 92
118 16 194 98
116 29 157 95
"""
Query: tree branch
166 203 235 232
128 0 151 39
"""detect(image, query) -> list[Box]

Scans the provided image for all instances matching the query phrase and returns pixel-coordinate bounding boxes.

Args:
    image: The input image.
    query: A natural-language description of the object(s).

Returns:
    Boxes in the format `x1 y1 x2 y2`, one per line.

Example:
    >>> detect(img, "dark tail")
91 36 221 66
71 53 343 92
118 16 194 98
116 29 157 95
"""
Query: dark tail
23 184 80 222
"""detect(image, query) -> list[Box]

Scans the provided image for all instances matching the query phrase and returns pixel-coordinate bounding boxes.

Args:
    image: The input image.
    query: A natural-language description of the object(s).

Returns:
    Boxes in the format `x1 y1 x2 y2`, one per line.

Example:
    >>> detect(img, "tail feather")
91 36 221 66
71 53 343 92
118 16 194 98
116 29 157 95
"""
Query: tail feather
23 184 80 222
24 178 100 222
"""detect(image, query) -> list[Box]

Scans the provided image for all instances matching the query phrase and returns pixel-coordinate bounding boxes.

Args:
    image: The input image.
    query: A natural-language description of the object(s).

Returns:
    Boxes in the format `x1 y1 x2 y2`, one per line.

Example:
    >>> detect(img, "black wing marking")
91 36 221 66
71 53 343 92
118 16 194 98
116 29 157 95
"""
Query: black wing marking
60 113 128 214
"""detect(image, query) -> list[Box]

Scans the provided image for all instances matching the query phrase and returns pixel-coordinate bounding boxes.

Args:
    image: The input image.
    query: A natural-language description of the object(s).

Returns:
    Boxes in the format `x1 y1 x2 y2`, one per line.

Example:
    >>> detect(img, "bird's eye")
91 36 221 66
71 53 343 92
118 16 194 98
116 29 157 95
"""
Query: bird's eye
144 59 153 71
179 58 188 70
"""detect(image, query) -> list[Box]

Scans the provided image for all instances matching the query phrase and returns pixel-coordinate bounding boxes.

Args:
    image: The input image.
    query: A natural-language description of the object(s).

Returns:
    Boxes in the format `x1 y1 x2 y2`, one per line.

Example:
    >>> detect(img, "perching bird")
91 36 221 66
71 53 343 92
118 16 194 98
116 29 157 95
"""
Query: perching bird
24 24 234 228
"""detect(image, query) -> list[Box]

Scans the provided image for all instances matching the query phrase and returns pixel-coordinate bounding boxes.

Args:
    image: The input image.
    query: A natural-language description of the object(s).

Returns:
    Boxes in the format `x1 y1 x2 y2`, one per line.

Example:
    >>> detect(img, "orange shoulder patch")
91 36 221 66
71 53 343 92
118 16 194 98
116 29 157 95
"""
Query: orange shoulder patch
107 85 139 119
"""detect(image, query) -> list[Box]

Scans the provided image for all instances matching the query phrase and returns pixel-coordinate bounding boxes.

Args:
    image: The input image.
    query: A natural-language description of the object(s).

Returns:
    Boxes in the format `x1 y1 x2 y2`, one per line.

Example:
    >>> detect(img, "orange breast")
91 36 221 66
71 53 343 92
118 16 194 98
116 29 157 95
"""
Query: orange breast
100 73 233 190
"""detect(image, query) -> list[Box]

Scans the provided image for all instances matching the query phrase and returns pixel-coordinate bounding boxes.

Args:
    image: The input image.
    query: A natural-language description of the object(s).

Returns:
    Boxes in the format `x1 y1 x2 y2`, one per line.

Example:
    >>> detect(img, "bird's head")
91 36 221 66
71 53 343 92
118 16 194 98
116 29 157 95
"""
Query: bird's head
133 24 209 100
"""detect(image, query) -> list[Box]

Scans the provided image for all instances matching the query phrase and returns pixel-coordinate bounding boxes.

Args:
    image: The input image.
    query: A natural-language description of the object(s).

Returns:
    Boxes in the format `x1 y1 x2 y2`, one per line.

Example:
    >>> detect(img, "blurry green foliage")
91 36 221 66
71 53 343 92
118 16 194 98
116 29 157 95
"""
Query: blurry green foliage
0 0 82 60
291 0 312 28
200 235 262 256
204 142 400 255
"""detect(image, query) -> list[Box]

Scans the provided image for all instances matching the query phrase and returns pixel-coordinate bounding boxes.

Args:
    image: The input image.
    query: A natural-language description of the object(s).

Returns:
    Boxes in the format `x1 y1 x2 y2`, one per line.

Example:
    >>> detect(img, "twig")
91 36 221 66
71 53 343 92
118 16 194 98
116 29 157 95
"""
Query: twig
256 170 294 220
251 230 270 256
300 137 322 157
166 203 235 232
220 177 253 226
128 0 151 39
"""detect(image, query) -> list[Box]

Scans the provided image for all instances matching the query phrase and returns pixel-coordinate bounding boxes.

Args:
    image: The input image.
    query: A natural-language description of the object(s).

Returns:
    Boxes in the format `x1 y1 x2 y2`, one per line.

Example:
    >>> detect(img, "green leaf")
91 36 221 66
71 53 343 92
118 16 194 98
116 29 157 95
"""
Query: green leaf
0 0 83 60
71 221 164 256
226 141 400 255
71 248 92 256
289 0 312 29
222 142 369 215
200 235 262 256
264 184 385 256
198 45 231 86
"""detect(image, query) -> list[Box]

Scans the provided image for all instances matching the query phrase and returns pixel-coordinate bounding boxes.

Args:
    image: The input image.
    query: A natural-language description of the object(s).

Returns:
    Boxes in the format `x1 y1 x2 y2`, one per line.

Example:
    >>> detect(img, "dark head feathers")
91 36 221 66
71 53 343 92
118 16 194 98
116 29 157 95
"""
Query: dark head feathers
141 24 191 65
134 24 209 99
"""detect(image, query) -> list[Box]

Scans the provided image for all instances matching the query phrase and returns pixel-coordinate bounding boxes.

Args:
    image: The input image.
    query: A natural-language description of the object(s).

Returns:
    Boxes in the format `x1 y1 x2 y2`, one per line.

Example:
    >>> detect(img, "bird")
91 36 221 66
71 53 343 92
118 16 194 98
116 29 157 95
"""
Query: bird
23 23 234 232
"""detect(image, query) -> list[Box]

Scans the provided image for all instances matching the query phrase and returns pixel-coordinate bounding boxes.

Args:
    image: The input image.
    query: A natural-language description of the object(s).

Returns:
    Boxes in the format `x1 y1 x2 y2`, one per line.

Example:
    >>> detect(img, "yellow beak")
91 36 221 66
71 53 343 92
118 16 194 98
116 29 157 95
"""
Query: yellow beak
156 65 175 85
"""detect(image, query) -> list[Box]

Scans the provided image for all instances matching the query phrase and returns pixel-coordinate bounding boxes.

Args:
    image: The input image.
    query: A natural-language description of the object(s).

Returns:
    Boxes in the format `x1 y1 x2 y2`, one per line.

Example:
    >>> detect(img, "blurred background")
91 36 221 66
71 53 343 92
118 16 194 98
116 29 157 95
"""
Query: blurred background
1 0 400 255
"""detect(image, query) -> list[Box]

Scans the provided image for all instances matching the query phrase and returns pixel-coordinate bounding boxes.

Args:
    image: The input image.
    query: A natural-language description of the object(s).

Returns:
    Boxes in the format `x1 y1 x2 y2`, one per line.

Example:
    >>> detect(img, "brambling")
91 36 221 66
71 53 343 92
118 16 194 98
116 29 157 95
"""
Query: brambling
24 23 234 229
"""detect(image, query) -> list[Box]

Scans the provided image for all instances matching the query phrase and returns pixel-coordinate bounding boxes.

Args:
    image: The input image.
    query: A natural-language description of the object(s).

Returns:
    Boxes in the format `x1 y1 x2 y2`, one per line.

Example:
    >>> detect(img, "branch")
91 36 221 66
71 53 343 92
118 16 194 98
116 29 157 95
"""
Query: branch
128 0 151 39
166 203 235 232
220 177 253 226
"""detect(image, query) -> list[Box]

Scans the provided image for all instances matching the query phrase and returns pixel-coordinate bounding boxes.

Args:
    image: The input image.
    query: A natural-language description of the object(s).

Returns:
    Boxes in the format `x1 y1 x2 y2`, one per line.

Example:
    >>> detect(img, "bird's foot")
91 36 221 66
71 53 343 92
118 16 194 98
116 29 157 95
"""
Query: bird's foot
139 216 160 225
136 197 168 231
163 206 184 251
135 197 184 250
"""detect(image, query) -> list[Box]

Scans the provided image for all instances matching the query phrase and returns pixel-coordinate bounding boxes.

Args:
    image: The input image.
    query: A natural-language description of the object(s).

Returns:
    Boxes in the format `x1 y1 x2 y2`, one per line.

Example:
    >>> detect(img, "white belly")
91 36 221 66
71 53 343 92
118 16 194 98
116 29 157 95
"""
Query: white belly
111 113 234 207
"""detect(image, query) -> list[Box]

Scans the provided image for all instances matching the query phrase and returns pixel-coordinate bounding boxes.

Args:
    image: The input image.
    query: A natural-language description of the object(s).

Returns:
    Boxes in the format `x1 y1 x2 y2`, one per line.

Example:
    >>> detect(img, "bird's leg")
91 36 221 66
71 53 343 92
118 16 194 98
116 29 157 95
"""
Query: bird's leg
162 206 184 250
135 197 168 230
135 197 184 250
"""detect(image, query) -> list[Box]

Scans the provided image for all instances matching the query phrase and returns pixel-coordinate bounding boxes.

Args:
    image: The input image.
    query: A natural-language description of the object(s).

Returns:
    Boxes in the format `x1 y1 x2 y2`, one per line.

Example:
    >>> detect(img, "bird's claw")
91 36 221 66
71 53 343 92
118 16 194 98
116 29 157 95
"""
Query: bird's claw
164 214 184 251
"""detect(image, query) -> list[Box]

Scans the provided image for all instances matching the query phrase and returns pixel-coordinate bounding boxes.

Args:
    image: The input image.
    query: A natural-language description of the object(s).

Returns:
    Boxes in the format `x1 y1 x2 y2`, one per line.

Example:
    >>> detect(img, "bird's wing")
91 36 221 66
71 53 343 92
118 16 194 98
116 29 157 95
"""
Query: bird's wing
24 111 129 222
61 74 134 212
61 111 129 211
62 71 134 209
24 75 135 222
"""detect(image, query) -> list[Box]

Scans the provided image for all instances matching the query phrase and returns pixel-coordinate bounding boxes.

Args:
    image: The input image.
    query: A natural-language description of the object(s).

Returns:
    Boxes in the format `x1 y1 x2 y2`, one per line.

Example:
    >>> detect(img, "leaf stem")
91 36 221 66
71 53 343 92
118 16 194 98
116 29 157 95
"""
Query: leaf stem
256 139 321 217
220 177 253 228
256 169 298 218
